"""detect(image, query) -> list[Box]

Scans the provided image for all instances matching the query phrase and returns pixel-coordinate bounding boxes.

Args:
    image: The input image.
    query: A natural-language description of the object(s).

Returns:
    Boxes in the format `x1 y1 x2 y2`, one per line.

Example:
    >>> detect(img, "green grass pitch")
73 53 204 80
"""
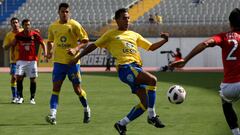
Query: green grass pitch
0 72 238 135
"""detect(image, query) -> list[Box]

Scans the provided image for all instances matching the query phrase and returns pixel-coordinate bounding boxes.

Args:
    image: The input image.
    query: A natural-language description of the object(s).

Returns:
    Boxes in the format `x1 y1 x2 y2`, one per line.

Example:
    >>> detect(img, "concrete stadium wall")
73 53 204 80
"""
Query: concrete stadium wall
141 37 223 68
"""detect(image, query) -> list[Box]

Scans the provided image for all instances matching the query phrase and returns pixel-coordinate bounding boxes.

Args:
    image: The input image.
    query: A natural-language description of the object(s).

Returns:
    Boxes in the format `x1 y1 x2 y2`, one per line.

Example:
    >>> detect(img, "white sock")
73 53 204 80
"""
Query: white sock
84 106 90 112
50 109 57 118
148 108 156 118
119 117 130 126
232 128 240 135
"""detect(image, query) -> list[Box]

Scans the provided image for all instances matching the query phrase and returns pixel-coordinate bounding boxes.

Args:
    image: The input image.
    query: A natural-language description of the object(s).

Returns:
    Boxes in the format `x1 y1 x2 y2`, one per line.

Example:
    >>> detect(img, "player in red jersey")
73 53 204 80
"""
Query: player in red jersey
13 19 47 104
170 8 240 135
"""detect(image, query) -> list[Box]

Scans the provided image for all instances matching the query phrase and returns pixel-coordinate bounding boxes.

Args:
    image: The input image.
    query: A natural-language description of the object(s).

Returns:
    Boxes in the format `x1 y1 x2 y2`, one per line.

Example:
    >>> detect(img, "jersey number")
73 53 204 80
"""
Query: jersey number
226 39 238 60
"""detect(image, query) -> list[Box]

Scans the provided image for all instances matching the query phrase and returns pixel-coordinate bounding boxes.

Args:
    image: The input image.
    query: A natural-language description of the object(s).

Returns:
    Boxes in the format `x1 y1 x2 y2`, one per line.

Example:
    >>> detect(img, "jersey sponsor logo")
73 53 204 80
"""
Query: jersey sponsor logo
126 74 134 83
57 43 71 49
122 42 137 54
58 36 70 48
22 42 31 51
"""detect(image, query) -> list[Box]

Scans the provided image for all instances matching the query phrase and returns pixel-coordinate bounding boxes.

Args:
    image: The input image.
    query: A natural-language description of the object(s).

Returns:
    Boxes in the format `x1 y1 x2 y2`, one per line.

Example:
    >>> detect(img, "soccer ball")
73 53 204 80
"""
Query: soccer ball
167 85 186 104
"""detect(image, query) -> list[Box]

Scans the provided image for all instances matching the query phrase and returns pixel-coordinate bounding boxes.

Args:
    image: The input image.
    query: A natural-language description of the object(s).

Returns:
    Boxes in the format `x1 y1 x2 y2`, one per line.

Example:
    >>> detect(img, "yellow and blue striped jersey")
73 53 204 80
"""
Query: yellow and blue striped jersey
94 29 152 66
3 28 23 63
48 19 89 64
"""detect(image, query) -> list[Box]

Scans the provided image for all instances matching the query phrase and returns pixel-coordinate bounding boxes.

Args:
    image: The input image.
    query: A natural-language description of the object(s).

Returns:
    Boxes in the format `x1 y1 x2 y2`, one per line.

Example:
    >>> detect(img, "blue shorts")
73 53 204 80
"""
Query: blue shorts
118 62 146 94
10 63 16 75
52 63 81 84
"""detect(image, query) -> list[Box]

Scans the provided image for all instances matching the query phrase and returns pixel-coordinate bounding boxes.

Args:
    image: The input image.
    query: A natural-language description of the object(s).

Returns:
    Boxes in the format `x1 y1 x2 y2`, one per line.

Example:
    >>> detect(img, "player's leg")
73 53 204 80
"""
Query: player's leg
135 70 165 128
46 63 66 125
10 63 18 103
16 75 24 104
28 61 38 104
68 64 90 123
222 99 240 135
46 80 63 125
117 89 147 127
15 61 26 104
220 83 240 135
29 77 36 104
115 63 147 134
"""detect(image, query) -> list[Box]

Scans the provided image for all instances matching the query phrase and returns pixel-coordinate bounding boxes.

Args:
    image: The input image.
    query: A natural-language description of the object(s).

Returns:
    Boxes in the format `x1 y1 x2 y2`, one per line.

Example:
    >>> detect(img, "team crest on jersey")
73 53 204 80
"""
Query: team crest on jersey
60 36 67 42
126 74 134 82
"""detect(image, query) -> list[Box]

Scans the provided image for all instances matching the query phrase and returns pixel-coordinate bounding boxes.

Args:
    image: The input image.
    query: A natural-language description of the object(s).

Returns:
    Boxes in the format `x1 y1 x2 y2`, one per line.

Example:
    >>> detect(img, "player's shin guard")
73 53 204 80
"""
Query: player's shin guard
146 85 157 118
222 99 239 129
50 91 59 111
30 82 36 99
17 80 23 98
79 89 88 108
11 82 17 98
125 103 146 122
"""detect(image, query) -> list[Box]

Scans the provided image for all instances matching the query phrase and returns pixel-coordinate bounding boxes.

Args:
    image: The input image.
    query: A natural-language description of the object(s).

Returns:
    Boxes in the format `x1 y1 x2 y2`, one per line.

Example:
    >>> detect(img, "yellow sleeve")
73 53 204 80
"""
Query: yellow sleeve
74 21 89 41
94 30 111 48
136 33 152 50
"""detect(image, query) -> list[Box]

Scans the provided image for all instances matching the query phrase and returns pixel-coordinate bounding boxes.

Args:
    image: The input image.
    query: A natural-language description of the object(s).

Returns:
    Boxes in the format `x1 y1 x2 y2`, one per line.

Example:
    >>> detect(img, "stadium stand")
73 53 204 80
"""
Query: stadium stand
0 0 138 38
131 0 239 37
0 0 26 24
135 0 239 25
0 0 239 38
95 0 161 37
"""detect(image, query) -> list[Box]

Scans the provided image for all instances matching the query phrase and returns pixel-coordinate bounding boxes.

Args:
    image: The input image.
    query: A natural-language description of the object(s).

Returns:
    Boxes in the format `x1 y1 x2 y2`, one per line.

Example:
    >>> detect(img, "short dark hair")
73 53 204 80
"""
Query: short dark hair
22 19 30 26
115 8 128 19
59 2 69 11
10 17 19 23
229 8 240 28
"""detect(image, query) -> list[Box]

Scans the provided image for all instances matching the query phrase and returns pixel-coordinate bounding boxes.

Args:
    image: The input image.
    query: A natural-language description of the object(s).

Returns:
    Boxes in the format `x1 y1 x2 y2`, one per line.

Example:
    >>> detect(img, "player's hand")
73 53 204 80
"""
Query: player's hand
169 59 186 68
46 52 52 59
160 32 169 41
66 48 77 56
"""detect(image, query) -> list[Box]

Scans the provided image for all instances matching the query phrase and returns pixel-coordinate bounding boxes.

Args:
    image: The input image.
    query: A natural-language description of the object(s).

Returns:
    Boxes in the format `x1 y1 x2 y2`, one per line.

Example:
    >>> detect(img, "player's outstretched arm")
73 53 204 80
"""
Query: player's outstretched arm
184 39 215 63
69 43 97 64
66 39 89 56
149 32 169 51
170 38 215 68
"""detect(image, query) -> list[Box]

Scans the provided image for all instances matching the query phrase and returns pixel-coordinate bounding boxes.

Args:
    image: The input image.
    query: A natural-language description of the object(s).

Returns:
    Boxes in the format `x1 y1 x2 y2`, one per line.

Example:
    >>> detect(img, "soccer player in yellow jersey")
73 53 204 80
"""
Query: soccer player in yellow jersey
72 8 169 135
3 17 23 103
45 3 90 125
